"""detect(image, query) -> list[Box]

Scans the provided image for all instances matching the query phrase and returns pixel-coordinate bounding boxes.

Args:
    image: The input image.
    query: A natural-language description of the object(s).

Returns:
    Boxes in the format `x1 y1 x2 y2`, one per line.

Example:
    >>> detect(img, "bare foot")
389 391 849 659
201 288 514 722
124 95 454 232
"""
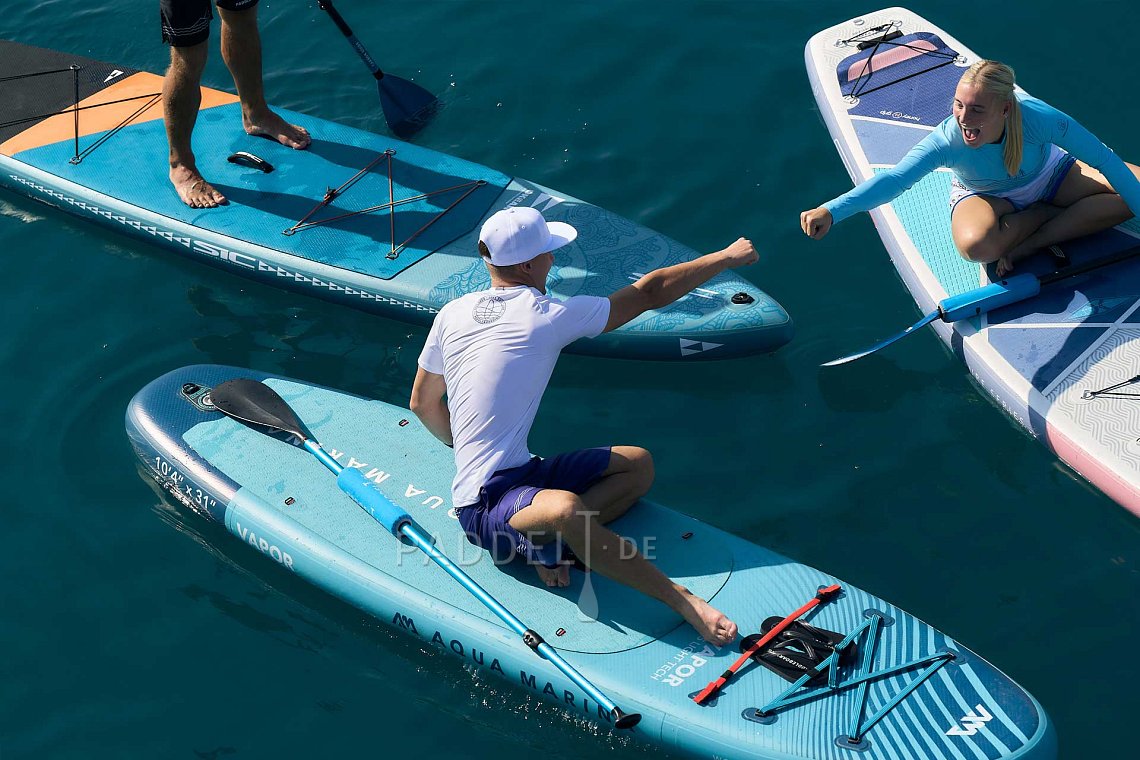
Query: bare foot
535 564 570 588
244 110 311 149
170 165 226 209
679 593 737 645
995 254 1014 278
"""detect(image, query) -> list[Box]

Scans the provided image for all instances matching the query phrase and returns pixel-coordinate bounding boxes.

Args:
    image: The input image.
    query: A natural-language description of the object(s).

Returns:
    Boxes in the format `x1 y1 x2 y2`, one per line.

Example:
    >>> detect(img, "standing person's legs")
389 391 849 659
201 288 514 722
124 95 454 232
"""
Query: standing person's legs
217 2 311 149
161 0 227 208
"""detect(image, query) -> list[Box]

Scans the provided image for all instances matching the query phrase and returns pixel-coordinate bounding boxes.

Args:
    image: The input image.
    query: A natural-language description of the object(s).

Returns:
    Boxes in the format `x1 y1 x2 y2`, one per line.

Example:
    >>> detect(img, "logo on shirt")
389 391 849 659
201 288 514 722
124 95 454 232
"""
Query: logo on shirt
473 295 506 324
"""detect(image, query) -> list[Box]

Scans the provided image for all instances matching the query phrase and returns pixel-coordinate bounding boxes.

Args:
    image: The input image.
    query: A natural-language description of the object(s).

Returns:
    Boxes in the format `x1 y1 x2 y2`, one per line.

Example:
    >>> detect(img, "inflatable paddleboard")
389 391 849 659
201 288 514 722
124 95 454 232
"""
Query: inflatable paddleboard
806 8 1140 513
0 40 791 360
127 365 1056 759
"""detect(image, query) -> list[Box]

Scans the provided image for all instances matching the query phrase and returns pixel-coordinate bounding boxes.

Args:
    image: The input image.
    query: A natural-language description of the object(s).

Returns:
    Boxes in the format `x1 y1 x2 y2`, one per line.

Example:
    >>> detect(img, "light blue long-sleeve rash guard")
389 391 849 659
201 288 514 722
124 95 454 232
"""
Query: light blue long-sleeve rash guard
823 94 1140 224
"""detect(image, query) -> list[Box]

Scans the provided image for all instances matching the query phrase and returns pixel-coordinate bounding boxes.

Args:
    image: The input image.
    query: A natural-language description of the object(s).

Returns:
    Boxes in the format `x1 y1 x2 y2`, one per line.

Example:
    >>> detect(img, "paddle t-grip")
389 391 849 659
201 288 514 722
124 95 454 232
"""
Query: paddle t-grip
337 467 412 536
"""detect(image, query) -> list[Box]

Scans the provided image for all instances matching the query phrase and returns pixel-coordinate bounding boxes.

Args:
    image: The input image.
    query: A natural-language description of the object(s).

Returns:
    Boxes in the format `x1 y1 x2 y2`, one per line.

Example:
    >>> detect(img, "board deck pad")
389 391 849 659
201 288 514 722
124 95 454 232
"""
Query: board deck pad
13 105 510 280
0 45 140 145
183 377 734 655
127 365 1055 760
806 7 1140 512
0 39 793 360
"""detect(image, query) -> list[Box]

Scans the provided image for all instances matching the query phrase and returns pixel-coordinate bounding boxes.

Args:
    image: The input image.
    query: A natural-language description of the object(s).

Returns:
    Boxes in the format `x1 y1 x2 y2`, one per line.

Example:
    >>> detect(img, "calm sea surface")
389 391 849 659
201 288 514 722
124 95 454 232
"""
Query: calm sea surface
3 1 1138 757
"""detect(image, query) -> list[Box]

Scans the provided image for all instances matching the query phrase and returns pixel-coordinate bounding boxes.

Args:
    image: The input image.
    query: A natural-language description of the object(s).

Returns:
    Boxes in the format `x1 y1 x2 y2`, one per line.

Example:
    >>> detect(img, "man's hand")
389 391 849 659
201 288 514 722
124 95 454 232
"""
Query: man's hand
721 237 759 267
605 236 760 333
800 207 833 240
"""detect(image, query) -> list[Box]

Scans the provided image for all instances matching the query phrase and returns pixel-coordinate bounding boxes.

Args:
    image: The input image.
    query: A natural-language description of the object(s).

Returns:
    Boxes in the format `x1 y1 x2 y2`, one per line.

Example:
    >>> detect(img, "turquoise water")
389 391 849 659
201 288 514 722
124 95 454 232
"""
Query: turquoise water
3 1 1138 756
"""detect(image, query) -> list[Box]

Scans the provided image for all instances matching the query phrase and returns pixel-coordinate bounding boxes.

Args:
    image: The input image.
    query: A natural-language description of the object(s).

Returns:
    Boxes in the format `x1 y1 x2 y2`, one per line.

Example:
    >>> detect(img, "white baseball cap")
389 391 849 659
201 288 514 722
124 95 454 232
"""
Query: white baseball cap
478 206 577 266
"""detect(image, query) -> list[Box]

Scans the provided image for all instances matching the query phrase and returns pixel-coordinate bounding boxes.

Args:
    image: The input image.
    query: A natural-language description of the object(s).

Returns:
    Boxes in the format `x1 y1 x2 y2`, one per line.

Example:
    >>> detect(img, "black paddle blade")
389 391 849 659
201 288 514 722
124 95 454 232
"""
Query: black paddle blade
210 379 313 442
378 75 441 139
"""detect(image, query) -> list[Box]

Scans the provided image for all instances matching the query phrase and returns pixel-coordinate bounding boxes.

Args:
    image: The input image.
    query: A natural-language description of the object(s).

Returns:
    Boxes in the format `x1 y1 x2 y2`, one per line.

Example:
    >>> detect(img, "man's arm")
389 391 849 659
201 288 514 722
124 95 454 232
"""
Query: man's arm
409 367 453 446
604 237 759 333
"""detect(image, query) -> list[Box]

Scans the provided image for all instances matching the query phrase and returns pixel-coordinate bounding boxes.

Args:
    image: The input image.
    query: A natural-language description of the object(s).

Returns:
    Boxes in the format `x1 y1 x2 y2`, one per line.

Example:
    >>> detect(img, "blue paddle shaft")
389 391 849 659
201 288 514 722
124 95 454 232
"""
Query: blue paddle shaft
300 437 637 725
398 526 625 718
938 274 1040 322
337 466 413 536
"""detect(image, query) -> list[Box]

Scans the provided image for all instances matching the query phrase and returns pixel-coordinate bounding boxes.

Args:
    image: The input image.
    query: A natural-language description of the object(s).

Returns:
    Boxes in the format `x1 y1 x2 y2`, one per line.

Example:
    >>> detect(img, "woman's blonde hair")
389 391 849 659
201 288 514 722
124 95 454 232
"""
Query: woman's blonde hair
959 60 1021 176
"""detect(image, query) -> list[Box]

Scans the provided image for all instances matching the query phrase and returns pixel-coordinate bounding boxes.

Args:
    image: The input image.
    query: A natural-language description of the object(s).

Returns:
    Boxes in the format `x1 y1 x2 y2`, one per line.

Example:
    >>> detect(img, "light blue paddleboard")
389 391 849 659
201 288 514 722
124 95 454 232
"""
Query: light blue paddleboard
0 40 792 360
127 365 1056 759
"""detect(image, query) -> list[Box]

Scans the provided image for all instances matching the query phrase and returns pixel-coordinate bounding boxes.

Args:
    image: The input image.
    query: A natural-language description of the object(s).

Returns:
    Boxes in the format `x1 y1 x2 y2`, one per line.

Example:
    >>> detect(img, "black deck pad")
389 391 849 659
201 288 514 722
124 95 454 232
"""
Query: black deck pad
0 40 141 144
742 618 854 684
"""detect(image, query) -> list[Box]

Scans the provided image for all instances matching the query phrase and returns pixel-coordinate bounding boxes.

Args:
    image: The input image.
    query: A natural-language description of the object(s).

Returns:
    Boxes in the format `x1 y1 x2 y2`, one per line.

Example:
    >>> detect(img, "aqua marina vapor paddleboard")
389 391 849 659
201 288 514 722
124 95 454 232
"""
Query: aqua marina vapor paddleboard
0 40 792 360
127 365 1056 760
806 7 1140 513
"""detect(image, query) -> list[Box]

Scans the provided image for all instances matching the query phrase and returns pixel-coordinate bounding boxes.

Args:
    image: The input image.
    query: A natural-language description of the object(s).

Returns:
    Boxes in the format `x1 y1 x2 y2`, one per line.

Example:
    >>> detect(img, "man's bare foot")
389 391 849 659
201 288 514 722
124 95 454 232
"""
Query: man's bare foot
536 563 571 588
170 165 226 209
679 593 737 645
244 110 311 149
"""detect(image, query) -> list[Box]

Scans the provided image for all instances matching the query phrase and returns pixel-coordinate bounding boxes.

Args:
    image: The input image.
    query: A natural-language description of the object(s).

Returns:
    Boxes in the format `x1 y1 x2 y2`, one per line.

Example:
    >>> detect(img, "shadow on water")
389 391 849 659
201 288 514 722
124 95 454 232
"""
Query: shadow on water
209 181 454 249
815 353 958 414
301 139 496 194
182 282 422 404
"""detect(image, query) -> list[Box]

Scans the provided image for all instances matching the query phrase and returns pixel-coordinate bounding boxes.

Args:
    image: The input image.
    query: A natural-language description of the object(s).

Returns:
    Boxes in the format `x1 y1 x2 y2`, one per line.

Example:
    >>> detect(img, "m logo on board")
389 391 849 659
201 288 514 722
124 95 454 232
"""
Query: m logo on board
103 69 124 83
945 704 992 736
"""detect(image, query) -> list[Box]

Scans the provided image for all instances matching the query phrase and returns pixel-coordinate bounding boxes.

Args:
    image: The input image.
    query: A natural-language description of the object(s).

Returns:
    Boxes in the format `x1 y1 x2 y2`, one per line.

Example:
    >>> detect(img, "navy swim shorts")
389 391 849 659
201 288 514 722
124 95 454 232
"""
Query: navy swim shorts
458 447 611 567
161 0 259 47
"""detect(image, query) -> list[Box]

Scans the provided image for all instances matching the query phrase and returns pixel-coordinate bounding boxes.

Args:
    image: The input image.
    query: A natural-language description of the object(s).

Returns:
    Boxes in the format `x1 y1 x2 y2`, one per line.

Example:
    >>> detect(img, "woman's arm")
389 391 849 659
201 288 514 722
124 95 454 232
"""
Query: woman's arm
822 126 950 224
1035 99 1140 215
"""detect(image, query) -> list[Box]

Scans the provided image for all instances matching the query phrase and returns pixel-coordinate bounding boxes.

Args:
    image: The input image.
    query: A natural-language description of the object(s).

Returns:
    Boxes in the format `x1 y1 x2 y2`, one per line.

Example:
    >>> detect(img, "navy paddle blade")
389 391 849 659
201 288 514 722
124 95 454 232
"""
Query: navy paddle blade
210 379 314 442
318 0 441 139
822 311 939 367
378 75 441 139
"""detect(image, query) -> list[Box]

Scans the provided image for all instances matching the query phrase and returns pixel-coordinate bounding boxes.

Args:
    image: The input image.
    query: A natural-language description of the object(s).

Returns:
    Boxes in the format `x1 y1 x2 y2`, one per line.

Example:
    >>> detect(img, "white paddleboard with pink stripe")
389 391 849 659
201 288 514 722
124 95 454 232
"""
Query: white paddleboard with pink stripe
806 7 1140 515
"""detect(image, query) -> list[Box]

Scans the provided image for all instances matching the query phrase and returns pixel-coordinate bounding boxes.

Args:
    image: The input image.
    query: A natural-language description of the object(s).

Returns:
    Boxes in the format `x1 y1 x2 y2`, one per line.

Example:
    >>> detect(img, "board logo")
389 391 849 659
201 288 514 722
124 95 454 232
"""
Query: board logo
946 704 992 736
679 338 723 357
473 295 506 324
103 69 124 84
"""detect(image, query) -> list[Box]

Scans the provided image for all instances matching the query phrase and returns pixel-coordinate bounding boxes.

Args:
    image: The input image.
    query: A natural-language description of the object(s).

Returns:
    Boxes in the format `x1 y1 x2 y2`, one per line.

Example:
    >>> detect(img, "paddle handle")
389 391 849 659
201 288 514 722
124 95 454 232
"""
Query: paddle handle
939 244 1140 323
1039 243 1140 286
317 0 385 79
938 274 1040 322
338 467 415 536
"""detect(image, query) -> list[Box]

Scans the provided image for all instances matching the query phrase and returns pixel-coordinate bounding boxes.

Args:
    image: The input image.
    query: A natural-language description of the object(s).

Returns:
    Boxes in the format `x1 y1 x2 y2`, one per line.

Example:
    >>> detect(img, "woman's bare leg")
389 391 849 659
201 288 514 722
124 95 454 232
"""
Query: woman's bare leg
997 161 1140 275
952 193 1059 265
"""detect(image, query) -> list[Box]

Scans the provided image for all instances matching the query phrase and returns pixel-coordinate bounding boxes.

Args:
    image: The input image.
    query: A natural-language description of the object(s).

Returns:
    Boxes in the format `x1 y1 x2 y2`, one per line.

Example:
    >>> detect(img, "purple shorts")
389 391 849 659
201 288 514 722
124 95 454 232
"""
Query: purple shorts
458 447 611 567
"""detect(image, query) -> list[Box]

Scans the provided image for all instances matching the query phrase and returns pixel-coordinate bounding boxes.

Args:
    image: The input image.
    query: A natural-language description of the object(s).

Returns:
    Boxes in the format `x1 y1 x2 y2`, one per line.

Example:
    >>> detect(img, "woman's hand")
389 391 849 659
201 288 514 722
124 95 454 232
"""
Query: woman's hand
800 207 833 239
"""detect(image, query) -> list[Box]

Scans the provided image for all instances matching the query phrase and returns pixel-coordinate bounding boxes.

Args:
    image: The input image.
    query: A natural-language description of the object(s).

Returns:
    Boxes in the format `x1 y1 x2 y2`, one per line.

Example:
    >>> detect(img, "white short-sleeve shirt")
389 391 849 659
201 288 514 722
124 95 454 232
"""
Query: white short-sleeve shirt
418 285 610 507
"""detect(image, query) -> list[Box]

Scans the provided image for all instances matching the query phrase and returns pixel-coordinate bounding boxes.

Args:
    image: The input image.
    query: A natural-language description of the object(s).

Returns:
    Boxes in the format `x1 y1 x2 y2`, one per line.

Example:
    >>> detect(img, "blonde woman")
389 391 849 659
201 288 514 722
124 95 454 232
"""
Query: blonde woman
801 60 1140 276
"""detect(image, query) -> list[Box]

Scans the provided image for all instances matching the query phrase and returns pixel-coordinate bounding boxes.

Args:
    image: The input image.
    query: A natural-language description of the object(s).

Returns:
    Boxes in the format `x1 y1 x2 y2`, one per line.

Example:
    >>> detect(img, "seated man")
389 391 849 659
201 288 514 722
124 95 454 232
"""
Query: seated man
410 207 756 645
